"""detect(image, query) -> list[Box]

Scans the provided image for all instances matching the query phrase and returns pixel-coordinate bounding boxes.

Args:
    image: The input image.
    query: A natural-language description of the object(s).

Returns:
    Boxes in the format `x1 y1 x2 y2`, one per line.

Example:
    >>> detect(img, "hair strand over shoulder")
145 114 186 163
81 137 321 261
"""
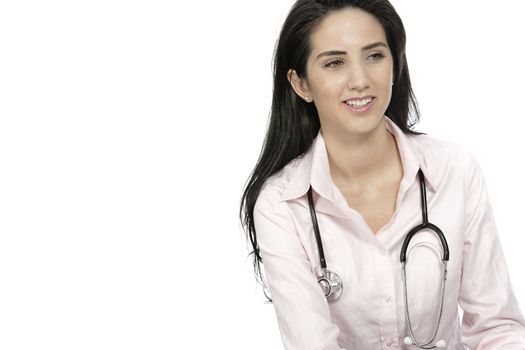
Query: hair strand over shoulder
239 0 425 303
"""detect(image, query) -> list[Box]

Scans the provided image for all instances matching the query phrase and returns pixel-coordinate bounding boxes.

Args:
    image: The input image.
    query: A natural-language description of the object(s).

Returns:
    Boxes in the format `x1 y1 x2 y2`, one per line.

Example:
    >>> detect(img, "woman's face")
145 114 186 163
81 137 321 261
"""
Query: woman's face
288 7 394 138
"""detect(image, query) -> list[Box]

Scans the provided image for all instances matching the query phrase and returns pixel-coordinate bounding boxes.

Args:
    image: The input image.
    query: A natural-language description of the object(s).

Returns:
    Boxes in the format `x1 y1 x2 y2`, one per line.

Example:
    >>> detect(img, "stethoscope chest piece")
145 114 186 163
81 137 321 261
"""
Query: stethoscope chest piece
318 267 343 302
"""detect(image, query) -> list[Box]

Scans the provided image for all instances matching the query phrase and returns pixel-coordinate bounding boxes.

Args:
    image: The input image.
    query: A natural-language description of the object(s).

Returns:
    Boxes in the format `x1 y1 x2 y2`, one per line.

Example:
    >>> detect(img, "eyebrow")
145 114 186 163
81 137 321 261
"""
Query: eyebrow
315 42 388 61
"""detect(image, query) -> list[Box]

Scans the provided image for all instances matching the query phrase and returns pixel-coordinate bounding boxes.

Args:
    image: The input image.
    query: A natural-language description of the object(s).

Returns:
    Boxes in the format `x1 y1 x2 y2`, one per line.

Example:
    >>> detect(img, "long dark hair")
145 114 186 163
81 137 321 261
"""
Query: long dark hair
239 0 425 303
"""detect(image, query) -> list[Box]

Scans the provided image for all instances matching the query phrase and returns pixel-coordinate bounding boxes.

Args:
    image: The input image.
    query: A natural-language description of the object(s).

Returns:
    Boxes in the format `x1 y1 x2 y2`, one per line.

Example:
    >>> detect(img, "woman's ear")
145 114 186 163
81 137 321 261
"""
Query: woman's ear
287 69 312 102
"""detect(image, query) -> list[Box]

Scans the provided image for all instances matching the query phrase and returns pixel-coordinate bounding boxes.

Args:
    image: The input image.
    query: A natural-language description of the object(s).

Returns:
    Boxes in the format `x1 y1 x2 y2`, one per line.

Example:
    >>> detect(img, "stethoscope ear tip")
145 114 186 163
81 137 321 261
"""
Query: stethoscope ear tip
436 340 447 348
403 337 447 348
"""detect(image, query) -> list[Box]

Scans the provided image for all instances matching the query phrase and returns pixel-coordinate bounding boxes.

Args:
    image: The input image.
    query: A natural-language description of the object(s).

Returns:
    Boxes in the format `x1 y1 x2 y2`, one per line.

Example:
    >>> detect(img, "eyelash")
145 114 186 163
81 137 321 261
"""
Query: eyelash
324 53 385 68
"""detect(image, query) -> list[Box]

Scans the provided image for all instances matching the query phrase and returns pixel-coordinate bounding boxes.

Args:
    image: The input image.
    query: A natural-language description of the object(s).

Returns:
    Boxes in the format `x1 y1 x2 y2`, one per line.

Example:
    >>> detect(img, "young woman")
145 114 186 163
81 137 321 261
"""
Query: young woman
239 0 525 349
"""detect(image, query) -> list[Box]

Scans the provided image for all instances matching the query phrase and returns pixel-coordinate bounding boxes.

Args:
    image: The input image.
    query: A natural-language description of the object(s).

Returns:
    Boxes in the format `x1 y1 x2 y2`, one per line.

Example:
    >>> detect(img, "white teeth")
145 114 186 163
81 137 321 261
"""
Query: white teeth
346 97 372 107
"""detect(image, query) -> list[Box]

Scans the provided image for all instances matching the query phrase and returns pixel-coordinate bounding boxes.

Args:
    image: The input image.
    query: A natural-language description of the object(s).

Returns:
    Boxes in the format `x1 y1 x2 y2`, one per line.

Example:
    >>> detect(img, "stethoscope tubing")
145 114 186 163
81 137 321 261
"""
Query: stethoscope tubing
307 186 326 269
307 168 450 348
402 260 448 348
400 169 450 263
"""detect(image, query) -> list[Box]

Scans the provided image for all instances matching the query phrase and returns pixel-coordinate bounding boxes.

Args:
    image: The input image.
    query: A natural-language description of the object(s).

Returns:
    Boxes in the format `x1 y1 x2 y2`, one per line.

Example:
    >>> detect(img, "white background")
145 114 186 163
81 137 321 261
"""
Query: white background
0 1 523 349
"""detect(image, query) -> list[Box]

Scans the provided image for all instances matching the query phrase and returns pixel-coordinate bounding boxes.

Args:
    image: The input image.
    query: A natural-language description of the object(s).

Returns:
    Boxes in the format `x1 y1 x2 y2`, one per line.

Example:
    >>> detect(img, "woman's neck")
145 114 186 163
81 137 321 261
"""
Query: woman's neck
323 120 401 195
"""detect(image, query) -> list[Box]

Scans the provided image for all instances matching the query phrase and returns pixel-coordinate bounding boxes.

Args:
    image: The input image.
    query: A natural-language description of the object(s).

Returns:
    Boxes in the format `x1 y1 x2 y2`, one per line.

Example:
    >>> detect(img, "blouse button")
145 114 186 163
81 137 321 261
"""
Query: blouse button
386 338 394 346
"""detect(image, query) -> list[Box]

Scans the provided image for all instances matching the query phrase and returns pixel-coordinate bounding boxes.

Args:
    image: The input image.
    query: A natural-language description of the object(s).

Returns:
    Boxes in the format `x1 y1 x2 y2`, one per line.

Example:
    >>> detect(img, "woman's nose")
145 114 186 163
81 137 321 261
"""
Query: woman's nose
347 63 370 91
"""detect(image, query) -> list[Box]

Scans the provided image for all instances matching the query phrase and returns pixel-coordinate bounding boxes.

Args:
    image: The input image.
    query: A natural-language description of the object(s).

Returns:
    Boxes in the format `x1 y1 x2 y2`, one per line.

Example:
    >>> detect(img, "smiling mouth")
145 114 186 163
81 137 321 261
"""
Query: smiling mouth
344 97 374 107
342 97 375 112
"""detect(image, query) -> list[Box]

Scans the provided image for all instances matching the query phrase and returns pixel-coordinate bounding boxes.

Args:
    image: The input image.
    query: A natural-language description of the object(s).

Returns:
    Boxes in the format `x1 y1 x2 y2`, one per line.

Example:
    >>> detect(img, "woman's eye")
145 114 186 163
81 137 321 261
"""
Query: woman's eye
368 53 385 61
325 59 343 68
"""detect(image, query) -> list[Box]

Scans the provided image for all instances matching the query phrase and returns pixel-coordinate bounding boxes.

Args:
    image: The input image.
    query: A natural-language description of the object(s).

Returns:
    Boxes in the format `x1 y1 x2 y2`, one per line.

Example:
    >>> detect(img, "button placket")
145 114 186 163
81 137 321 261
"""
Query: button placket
375 249 400 349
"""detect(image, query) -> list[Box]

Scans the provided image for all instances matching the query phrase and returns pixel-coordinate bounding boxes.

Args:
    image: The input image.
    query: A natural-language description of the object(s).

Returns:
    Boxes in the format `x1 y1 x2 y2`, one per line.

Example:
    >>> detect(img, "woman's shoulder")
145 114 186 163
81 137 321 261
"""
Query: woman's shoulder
254 156 304 213
407 132 478 165
407 132 484 192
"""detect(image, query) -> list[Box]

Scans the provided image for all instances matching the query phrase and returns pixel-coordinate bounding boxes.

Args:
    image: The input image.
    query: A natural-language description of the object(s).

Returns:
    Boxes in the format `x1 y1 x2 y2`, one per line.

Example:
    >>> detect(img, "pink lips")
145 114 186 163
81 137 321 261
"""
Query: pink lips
342 97 375 112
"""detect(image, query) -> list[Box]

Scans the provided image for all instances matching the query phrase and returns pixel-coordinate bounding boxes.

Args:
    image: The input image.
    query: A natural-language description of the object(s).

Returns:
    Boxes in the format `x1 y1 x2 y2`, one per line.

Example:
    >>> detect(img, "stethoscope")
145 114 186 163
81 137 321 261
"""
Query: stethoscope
307 168 450 349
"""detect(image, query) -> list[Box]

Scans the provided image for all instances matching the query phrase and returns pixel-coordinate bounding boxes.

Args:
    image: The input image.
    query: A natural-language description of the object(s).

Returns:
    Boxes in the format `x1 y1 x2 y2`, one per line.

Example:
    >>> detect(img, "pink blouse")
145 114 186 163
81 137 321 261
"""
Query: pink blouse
253 115 525 349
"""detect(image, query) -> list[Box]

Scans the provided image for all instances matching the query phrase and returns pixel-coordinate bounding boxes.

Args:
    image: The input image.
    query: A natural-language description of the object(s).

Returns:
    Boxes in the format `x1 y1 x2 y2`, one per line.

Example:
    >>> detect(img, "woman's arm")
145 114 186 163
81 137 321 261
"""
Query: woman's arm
459 149 525 349
254 185 347 350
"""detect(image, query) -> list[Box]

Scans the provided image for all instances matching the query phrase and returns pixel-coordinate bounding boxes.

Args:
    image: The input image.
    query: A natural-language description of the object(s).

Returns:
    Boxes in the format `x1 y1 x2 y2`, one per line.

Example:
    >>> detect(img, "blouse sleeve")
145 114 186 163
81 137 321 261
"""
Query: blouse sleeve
253 185 347 350
459 149 525 349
